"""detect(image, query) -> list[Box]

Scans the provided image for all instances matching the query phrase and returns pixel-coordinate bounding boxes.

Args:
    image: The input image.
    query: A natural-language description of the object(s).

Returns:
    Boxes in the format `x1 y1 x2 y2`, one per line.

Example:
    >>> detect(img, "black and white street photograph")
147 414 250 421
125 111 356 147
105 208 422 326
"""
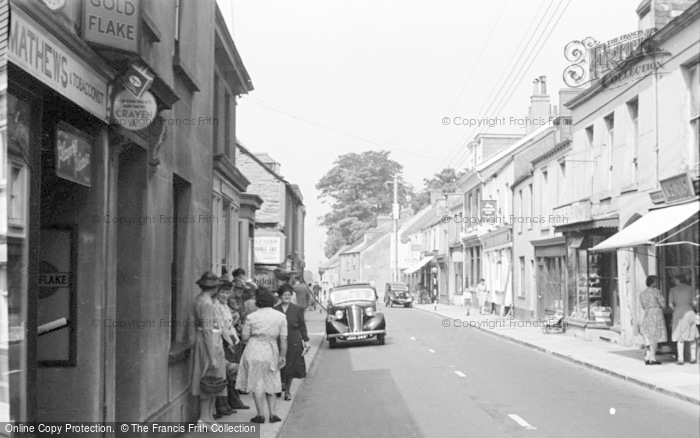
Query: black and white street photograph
0 0 699 437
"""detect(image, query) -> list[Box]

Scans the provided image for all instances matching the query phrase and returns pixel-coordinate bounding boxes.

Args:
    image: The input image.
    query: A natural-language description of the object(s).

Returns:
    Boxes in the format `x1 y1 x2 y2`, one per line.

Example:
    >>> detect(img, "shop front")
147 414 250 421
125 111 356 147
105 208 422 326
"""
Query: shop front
590 197 699 348
555 215 620 341
481 226 512 316
532 236 567 320
402 255 434 304
253 231 287 289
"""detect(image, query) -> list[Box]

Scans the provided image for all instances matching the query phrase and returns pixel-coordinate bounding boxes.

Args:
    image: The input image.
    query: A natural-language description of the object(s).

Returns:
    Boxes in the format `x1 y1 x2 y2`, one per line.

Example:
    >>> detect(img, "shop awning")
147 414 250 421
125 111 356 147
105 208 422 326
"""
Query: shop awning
403 256 435 274
590 201 700 251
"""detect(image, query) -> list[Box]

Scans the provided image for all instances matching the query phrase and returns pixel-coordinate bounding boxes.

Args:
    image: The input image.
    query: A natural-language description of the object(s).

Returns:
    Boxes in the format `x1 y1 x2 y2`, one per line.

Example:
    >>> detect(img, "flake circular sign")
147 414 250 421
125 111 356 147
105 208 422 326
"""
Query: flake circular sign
112 89 157 130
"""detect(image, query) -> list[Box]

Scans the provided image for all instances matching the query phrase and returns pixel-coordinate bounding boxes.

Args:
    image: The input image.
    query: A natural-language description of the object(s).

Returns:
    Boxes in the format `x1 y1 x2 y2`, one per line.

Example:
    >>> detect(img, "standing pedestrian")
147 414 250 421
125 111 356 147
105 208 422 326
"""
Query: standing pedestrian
274 288 309 401
669 275 699 365
477 279 489 315
191 272 226 425
292 276 311 311
235 290 288 423
639 275 666 365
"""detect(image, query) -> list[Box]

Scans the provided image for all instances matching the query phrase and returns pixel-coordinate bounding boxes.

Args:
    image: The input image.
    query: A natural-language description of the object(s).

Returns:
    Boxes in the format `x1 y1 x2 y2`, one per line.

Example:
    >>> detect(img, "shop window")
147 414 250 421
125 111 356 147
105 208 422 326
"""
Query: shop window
570 246 617 324
660 216 699 300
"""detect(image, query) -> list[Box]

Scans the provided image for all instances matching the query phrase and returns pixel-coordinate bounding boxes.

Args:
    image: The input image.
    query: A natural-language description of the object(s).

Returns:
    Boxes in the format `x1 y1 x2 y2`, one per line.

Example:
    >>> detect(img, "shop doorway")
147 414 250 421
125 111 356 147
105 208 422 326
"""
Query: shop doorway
115 145 147 421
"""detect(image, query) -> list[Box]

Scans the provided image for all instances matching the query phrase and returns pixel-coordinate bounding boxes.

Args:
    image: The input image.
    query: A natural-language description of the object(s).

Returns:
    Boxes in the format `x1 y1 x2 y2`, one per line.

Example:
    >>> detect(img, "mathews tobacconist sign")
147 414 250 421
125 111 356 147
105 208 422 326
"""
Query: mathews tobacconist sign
83 0 141 53
8 9 109 121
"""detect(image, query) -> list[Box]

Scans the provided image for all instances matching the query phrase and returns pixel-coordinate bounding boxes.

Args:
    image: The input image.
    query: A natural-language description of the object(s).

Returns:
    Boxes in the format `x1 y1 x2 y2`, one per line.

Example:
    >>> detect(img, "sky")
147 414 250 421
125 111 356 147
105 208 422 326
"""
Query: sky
216 0 641 277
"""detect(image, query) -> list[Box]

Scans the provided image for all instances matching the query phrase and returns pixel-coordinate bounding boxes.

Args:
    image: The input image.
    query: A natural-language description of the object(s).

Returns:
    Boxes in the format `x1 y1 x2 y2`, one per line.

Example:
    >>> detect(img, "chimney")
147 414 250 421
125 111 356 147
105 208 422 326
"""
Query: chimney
430 190 444 205
637 0 696 31
527 75 551 133
399 206 414 220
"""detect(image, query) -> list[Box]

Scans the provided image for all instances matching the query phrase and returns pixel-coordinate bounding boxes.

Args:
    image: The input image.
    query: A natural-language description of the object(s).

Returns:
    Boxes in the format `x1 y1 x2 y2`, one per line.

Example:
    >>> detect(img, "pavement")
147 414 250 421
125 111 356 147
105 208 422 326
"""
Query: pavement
412 302 700 405
181 308 327 438
279 305 699 438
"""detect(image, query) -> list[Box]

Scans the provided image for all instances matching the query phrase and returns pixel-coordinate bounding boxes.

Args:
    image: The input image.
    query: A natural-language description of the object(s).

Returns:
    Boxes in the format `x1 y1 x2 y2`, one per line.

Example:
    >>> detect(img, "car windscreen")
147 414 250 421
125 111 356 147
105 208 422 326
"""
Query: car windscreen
390 285 409 291
330 288 375 304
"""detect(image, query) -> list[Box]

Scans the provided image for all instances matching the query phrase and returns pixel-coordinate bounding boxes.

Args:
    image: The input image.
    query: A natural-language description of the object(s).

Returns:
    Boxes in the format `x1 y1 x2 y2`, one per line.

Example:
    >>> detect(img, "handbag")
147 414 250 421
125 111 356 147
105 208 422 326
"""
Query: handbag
200 375 227 394
224 340 245 364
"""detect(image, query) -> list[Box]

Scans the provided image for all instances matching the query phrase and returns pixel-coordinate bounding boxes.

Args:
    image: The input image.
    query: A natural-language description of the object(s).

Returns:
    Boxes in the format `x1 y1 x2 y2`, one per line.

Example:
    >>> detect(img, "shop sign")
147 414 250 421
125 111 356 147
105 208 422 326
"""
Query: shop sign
481 200 497 218
659 173 694 203
534 245 566 258
8 10 108 121
254 236 283 264
253 268 277 289
83 0 141 53
55 122 92 187
42 0 66 11
552 200 591 224
112 89 157 130
122 63 154 98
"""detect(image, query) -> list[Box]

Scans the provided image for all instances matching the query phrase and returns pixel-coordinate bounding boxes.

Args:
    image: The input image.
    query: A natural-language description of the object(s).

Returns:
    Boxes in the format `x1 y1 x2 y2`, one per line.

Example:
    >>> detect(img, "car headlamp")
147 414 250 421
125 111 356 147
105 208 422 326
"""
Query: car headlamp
334 310 344 320
365 307 375 317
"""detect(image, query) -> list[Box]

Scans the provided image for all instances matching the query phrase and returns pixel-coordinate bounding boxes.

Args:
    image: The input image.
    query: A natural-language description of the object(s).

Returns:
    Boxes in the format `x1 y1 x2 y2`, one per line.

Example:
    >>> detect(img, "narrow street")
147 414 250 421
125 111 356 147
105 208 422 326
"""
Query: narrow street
281 307 700 438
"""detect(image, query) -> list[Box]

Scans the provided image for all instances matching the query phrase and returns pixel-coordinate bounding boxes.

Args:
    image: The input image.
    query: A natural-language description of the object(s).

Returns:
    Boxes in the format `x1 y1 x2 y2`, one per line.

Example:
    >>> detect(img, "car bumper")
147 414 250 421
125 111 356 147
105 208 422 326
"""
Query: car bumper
326 313 386 340
326 329 387 340
390 297 413 304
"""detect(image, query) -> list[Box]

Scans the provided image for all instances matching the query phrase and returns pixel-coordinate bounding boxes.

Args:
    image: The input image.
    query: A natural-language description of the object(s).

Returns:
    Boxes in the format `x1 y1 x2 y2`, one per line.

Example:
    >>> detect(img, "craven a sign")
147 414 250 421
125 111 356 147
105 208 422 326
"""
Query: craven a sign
660 173 694 203
83 0 141 53
8 9 108 120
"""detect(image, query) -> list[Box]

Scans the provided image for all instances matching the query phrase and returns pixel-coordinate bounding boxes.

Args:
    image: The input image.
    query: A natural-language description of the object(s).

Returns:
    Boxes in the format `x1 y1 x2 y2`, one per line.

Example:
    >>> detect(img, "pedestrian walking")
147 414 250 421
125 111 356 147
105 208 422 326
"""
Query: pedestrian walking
669 274 699 365
639 275 666 365
191 272 226 425
477 279 489 315
235 290 288 424
274 289 309 401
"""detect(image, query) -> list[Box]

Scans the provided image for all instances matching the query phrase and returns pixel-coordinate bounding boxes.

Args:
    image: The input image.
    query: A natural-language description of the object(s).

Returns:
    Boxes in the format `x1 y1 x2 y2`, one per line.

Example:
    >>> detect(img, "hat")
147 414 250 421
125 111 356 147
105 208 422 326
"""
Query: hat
196 271 221 288
219 273 233 289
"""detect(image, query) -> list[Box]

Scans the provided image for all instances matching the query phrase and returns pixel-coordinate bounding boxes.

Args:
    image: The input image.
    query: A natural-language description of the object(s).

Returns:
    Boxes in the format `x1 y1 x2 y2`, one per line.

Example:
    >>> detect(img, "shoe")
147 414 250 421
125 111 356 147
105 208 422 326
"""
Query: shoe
284 391 291 401
269 415 282 423
676 362 684 365
276 392 282 397
250 415 265 423
690 360 697 364
644 360 650 365
230 404 250 410
648 360 661 365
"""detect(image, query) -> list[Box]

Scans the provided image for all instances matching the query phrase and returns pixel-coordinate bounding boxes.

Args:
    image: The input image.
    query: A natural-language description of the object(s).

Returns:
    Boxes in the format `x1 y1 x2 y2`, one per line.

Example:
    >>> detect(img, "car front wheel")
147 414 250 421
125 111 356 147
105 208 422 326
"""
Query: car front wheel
376 334 385 345
328 338 337 349
405 303 412 308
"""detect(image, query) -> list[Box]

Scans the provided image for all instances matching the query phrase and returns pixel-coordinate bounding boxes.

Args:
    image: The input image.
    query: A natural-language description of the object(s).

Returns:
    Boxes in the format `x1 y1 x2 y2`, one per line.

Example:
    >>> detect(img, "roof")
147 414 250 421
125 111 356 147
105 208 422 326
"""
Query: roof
402 205 440 238
476 124 551 173
340 221 393 255
319 244 352 270
237 139 304 205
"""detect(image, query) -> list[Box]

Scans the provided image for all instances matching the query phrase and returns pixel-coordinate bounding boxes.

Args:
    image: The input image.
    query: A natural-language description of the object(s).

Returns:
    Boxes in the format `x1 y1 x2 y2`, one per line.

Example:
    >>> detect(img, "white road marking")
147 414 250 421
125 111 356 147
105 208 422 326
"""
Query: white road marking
428 349 436 353
454 371 466 377
410 336 416 340
508 414 537 430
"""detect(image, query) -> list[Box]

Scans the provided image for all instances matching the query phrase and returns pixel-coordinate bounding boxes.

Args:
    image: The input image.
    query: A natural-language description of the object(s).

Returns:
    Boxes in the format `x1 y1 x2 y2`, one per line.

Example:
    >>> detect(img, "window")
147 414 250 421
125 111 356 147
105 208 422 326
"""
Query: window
586 125 594 148
627 99 639 181
688 62 700 174
213 74 220 154
224 92 231 157
9 162 27 230
527 184 533 230
558 162 566 205
605 113 615 190
517 190 523 233
540 170 548 229
519 256 526 297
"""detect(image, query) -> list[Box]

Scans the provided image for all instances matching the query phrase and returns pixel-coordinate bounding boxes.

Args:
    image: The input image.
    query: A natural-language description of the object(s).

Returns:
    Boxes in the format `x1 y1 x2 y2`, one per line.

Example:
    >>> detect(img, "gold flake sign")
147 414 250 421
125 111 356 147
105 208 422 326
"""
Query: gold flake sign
83 0 141 53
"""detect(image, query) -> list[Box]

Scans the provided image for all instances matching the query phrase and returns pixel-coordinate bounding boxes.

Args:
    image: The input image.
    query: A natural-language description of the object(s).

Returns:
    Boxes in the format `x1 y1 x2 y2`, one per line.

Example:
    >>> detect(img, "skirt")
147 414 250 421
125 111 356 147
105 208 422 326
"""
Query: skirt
192 329 227 397
641 307 667 344
672 307 700 342
281 333 307 380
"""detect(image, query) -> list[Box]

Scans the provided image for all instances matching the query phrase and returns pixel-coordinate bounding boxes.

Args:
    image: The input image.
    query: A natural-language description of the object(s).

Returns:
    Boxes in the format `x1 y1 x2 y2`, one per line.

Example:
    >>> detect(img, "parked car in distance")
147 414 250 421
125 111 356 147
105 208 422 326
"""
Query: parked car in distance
326 283 386 348
385 282 413 308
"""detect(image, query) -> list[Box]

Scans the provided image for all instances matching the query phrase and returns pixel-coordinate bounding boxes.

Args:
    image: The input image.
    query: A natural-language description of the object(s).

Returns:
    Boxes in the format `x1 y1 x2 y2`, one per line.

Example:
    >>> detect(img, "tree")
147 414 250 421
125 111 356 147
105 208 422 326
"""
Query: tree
317 150 412 257
411 167 466 211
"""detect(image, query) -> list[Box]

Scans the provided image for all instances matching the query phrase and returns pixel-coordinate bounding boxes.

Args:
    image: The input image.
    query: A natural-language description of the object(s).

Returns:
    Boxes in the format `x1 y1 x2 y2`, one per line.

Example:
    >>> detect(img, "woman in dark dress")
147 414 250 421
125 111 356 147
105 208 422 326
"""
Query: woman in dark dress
274 288 309 400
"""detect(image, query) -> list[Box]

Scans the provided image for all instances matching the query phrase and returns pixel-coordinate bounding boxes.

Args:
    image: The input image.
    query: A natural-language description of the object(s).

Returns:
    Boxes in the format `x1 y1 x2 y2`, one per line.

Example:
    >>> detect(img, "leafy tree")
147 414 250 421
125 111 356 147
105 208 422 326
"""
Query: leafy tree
317 150 412 257
410 167 465 211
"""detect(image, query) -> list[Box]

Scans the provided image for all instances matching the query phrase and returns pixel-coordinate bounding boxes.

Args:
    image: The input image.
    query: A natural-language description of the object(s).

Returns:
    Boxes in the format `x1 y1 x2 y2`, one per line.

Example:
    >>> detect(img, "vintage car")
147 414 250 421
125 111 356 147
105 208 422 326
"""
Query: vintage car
384 282 413 308
326 283 386 347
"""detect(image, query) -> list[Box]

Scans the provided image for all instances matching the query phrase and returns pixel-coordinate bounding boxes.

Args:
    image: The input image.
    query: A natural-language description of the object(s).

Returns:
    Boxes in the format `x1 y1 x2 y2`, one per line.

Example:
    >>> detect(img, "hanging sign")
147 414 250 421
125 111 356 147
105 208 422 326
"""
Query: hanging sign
83 0 141 53
122 63 154 97
112 89 157 130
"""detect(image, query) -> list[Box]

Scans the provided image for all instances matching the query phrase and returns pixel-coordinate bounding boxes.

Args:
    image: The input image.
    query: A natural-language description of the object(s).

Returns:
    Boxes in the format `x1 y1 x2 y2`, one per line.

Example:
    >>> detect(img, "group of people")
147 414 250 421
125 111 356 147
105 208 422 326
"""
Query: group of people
638 274 699 365
192 269 312 425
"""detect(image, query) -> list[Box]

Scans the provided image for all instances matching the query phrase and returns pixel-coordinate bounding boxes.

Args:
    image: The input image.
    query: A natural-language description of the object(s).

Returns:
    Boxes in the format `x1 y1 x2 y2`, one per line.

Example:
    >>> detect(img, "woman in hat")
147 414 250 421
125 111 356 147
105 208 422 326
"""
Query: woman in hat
191 271 227 425
274 288 309 400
